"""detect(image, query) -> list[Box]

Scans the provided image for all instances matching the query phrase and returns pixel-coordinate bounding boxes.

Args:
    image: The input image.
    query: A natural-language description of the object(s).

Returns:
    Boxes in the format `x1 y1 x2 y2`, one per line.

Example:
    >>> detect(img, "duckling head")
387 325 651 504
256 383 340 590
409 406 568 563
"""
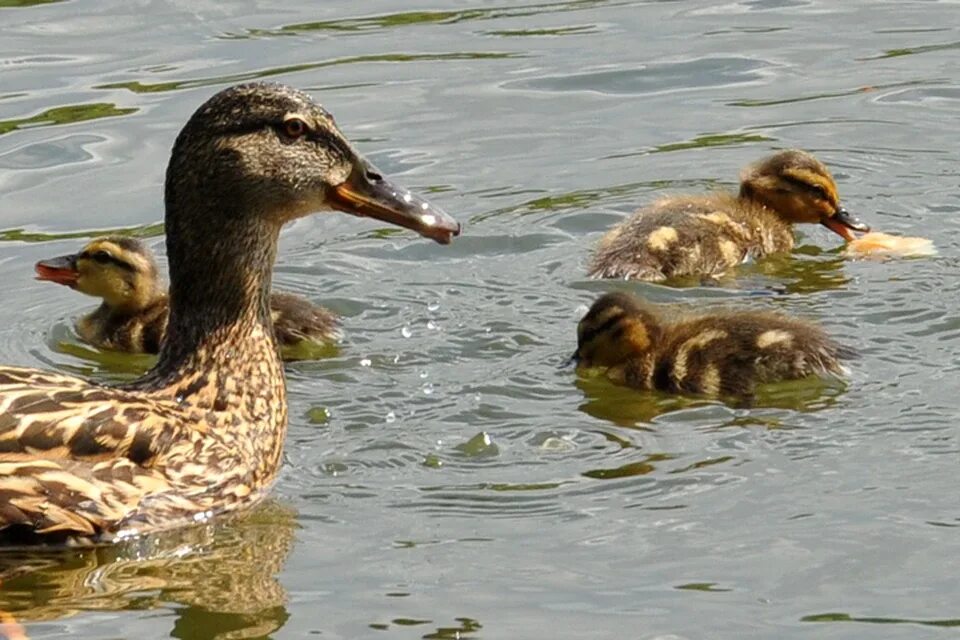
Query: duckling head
571 291 660 369
739 149 869 241
35 236 162 312
165 82 460 245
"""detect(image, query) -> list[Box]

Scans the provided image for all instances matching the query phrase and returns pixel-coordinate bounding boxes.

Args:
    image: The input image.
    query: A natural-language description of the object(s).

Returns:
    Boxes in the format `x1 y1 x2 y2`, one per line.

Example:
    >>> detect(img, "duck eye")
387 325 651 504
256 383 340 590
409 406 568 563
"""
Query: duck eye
282 117 308 139
91 251 112 264
811 185 828 199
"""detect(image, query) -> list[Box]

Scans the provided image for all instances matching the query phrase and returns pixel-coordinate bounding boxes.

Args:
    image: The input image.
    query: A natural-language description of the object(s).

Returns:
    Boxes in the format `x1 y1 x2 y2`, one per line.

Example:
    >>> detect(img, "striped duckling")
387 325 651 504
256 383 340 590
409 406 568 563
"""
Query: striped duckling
35 236 339 358
571 291 849 398
589 150 869 281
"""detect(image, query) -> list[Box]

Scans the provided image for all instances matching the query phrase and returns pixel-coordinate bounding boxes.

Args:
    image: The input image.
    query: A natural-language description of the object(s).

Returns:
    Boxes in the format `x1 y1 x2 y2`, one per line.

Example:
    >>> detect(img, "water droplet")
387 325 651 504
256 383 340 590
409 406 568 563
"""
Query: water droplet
392 354 401 364
419 370 429 379
427 320 438 331
360 358 372 367
400 326 412 338
422 383 434 395
175 394 185 405
385 411 396 423
403 192 413 203
420 202 430 210
427 300 440 312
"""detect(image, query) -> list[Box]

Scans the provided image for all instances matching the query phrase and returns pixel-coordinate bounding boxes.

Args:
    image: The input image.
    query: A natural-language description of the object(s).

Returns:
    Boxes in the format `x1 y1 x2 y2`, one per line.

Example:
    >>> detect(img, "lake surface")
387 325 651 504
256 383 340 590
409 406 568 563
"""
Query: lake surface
1 1 959 638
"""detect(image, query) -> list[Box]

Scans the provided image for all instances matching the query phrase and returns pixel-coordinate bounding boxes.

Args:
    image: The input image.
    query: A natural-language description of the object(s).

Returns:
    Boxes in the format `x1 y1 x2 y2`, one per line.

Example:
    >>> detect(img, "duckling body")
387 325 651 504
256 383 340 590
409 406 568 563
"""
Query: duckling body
589 150 869 281
36 237 339 358
573 292 848 397
0 83 459 544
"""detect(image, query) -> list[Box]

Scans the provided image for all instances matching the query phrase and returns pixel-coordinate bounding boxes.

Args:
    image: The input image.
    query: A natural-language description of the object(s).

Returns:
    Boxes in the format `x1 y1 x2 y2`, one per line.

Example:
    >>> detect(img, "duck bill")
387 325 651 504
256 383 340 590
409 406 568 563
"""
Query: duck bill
329 164 460 245
821 207 869 242
34 254 80 287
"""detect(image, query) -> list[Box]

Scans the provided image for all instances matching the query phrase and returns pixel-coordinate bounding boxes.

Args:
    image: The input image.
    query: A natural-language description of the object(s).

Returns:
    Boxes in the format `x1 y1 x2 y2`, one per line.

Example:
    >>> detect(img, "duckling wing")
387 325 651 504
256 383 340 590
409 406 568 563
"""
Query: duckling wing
589 198 754 281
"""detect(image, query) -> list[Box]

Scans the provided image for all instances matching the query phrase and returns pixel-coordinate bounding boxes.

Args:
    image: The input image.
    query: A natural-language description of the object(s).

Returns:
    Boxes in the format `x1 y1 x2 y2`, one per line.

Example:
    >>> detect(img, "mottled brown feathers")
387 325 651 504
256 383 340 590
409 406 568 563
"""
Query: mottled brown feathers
574 291 850 398
589 149 858 281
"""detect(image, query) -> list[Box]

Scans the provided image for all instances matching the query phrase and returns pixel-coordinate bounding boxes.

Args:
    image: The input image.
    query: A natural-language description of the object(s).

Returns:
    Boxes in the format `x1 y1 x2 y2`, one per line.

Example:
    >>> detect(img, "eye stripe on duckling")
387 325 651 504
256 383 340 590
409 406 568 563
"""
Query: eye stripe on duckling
781 169 838 205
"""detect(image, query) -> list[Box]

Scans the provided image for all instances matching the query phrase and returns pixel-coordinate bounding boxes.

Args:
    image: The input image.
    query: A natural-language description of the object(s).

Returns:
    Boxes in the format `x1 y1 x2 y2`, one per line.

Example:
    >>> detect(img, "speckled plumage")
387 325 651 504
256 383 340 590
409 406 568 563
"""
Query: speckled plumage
0 82 459 544
589 150 868 281
37 237 340 357
573 291 850 398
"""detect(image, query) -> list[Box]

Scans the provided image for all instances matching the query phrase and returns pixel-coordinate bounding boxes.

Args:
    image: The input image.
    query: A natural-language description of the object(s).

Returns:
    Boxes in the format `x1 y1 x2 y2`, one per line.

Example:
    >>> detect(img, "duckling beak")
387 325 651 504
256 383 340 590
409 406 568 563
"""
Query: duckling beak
821 207 869 242
34 254 80 287
329 163 461 245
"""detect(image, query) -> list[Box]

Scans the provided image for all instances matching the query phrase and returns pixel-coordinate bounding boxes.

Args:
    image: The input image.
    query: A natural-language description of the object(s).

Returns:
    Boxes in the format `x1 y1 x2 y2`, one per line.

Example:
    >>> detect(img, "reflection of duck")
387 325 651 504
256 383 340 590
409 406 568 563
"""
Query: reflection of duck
572 291 849 398
0 502 296 637
0 82 459 544
35 236 339 360
589 150 869 281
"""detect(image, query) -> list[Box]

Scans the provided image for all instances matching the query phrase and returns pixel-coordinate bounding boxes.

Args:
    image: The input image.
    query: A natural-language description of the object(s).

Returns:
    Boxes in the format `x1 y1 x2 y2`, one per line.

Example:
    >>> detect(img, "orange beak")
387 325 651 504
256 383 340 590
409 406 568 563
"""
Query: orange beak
35 254 80 287
821 207 869 242
329 163 460 245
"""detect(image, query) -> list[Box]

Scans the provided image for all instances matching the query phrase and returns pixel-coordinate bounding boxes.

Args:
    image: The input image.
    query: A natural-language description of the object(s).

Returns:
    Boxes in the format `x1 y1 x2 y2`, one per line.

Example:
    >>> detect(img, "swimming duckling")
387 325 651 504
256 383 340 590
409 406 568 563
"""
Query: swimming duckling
572 291 849 397
35 236 339 358
589 150 869 281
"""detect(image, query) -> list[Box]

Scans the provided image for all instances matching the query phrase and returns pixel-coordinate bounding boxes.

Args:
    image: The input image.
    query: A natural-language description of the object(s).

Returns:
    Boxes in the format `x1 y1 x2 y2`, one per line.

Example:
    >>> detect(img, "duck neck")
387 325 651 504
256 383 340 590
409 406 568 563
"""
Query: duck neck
132 198 286 425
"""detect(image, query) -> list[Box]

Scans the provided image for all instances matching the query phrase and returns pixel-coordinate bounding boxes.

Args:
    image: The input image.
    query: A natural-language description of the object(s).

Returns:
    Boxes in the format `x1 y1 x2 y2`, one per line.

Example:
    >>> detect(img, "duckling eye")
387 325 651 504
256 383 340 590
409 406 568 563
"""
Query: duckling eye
282 117 309 140
91 251 112 264
811 185 828 200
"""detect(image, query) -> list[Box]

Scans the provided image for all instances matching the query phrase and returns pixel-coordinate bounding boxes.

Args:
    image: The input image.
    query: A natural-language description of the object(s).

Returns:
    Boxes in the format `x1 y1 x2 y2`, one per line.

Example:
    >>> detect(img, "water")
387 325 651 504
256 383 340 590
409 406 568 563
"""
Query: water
1 1 959 638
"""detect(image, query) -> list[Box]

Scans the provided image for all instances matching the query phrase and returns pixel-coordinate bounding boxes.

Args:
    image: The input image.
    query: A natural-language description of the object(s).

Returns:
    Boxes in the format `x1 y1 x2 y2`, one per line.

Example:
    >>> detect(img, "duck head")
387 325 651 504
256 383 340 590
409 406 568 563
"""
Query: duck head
35 236 162 313
739 149 868 241
570 291 660 369
165 82 460 245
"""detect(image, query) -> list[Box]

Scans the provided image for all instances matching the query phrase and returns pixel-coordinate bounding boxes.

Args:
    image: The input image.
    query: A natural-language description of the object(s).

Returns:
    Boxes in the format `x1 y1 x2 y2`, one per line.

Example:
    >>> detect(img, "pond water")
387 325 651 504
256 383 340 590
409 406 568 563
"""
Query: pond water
1 1 959 638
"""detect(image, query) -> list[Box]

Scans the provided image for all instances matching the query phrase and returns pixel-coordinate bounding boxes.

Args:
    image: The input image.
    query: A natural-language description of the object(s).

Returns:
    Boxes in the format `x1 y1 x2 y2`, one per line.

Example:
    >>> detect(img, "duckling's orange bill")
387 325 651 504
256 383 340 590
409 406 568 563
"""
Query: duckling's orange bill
821 208 869 242
34 255 79 287
330 164 460 245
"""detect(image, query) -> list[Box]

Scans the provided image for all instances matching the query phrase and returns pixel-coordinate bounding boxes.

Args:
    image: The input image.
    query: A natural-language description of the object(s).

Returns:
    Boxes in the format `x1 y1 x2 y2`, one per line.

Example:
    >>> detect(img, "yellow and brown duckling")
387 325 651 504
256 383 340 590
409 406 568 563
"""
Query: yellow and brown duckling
588 150 869 281
35 236 340 358
0 82 459 545
572 291 849 398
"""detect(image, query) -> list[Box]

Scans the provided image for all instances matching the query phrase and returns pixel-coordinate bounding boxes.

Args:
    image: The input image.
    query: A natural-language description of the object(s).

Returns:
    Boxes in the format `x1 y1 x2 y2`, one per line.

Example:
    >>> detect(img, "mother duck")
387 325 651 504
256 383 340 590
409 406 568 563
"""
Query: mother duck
0 83 459 544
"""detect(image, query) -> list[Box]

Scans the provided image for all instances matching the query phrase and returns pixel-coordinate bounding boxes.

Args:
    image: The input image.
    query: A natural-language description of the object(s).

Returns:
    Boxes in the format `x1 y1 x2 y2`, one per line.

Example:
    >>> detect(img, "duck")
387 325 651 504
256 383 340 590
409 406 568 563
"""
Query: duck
35 236 340 359
0 82 460 545
571 291 849 398
588 149 870 281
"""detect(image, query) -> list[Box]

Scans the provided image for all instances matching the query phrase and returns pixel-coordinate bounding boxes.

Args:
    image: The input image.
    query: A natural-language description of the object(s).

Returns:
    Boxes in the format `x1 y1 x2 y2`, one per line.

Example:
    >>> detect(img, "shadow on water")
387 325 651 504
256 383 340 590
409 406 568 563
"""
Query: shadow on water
0 502 297 638
575 369 846 428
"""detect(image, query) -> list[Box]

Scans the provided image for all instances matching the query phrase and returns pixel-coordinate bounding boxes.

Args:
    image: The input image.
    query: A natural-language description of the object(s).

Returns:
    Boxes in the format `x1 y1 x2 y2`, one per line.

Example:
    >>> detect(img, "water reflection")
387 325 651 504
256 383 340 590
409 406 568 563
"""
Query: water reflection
0 503 296 639
576 370 845 427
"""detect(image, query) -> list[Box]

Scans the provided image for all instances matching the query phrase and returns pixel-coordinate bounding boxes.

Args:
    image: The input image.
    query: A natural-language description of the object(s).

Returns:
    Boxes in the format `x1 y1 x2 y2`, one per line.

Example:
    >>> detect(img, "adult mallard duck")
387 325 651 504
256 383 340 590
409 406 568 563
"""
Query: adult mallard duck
588 150 870 281
35 236 340 359
0 82 459 545
571 291 849 398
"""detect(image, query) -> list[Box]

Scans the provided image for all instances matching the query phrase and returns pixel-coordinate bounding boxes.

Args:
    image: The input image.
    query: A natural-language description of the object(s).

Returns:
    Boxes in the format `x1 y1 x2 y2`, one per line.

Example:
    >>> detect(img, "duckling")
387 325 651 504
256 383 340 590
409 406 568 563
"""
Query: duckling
0 82 459 544
588 150 869 281
572 291 848 397
35 236 340 358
